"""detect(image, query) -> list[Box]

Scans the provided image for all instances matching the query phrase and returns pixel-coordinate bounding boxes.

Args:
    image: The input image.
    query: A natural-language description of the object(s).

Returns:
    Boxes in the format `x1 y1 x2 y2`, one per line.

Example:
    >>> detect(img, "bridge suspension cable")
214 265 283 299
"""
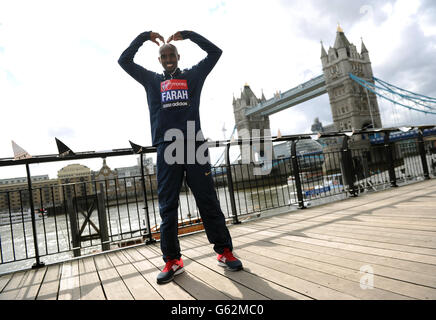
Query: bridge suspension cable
349 73 436 115
212 125 237 167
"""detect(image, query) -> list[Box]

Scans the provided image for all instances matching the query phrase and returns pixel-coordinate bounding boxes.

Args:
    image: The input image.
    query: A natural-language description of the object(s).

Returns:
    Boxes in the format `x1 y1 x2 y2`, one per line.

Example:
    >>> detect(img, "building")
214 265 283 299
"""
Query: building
233 84 271 162
0 175 61 212
57 164 93 200
321 25 382 134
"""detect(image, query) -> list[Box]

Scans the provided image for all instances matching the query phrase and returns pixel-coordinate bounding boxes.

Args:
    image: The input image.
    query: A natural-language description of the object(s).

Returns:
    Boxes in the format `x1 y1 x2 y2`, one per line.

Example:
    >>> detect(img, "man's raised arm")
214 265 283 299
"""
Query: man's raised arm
118 31 165 85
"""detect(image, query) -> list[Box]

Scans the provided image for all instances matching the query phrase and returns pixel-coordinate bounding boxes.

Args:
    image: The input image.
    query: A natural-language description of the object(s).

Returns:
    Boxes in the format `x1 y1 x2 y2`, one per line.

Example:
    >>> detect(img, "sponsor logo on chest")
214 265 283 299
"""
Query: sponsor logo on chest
160 79 190 108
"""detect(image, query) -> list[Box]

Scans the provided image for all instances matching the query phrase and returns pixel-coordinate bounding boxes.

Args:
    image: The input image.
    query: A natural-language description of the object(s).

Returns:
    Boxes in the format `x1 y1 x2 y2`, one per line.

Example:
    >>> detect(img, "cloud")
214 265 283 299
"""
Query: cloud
47 127 76 139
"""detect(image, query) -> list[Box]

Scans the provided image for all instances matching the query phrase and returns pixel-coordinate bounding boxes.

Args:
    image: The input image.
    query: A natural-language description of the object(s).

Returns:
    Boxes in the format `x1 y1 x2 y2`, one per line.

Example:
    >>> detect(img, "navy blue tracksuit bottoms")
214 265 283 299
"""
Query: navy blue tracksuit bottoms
156 141 233 262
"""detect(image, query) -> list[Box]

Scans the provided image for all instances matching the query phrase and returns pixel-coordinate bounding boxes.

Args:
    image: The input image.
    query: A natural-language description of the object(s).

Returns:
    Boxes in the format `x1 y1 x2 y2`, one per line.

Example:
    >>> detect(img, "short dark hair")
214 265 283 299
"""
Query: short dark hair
159 44 178 56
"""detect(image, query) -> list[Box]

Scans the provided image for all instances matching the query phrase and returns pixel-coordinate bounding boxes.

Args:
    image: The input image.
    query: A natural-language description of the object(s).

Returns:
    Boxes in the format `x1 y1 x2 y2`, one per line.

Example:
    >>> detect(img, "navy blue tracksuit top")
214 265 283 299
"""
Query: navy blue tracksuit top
118 31 222 146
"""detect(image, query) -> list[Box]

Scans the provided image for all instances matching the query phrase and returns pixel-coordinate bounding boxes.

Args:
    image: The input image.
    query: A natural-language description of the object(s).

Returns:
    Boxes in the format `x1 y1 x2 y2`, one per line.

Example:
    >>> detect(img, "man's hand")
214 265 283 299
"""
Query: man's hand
167 31 184 43
150 32 165 46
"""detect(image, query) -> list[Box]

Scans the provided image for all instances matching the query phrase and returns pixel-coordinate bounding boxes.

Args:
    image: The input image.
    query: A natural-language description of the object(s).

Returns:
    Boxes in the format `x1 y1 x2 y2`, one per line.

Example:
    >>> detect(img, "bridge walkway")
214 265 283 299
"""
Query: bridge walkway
1 179 436 300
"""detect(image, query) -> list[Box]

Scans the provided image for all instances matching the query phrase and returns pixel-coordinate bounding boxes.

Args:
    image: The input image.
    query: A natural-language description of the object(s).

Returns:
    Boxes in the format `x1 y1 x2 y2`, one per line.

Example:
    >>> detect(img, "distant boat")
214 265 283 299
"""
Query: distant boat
0 208 47 226
287 174 343 206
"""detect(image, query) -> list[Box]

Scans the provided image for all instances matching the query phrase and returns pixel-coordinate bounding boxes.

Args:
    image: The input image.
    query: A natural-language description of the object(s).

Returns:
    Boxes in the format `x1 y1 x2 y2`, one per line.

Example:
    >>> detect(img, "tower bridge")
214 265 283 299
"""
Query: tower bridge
234 25 382 138
244 74 327 117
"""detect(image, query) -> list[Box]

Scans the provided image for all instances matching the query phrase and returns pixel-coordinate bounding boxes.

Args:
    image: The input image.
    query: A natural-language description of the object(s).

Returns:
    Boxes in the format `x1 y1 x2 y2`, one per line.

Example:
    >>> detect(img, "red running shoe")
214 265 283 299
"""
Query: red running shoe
157 258 184 284
217 248 243 271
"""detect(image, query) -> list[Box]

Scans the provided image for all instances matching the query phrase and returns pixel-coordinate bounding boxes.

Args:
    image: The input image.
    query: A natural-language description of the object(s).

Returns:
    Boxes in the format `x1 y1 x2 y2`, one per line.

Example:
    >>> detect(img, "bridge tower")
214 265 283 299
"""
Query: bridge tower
233 84 270 162
321 25 382 134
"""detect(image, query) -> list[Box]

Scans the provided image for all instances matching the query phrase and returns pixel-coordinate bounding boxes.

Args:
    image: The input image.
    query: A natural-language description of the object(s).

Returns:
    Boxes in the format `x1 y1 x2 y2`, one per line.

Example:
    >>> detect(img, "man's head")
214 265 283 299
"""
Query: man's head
158 44 180 73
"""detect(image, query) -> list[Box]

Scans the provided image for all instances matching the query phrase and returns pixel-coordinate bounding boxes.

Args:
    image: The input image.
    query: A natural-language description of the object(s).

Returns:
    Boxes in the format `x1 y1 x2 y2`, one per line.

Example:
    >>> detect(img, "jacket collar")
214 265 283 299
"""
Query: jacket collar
163 68 182 80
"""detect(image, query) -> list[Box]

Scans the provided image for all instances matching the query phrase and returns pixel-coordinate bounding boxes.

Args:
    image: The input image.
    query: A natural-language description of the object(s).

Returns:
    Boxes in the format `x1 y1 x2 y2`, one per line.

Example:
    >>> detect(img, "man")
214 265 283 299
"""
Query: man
118 30 243 284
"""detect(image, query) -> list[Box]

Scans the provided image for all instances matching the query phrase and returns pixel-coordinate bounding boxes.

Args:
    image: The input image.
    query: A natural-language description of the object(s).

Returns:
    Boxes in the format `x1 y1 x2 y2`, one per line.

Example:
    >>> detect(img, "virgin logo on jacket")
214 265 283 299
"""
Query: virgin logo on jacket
161 79 190 108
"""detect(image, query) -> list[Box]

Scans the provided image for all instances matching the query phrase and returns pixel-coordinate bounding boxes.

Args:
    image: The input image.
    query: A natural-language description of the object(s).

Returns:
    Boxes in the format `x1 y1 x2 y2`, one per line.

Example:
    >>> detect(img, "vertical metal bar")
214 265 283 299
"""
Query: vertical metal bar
271 158 281 207
19 190 29 259
290 140 306 209
113 177 123 240
225 142 240 224
6 191 16 262
384 132 398 187
103 179 114 242
238 162 249 215
123 177 133 235
81 181 92 248
25 163 44 268
341 136 357 196
61 185 72 252
220 166 230 217
147 174 158 224
51 186 60 253
147 174 158 227
140 153 155 244
281 156 293 205
66 185 80 257
243 157 256 213
97 183 110 252
258 159 270 209
234 165 242 215
417 129 430 180
38 187 48 256
132 176 141 229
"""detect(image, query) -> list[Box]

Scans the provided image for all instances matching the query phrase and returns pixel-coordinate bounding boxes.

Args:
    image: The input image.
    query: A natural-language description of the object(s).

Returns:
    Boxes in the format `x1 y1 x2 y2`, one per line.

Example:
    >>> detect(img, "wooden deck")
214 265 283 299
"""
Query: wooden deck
1 179 436 300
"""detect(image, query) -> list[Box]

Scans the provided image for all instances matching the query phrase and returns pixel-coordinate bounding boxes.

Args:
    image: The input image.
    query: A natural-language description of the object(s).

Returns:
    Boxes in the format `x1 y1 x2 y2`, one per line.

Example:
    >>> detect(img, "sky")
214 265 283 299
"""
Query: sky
1 0 436 179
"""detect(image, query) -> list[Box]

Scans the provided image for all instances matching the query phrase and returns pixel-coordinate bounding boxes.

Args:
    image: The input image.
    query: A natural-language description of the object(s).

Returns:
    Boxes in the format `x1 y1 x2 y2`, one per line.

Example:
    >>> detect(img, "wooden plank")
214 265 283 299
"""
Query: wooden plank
231 226 436 277
230 235 436 299
121 246 194 300
0 273 13 293
273 210 436 227
235 223 436 265
15 266 47 300
258 215 436 246
229 227 436 288
185 236 411 300
256 218 436 248
181 236 357 300
58 260 80 300
145 243 269 300
93 253 134 300
0 270 27 300
271 206 436 228
78 257 105 300
249 220 436 256
263 213 436 233
106 250 162 300
37 264 61 300
137 245 231 300
177 238 312 300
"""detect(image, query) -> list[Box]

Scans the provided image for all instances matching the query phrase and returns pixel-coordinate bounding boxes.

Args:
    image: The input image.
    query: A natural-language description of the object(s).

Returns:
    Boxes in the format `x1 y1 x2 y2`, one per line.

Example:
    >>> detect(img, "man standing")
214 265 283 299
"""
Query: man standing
118 30 243 284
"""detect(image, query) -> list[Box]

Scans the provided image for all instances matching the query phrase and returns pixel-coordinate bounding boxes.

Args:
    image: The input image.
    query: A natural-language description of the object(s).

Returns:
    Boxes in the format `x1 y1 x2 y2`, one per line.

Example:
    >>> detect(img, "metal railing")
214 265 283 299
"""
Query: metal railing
0 126 435 273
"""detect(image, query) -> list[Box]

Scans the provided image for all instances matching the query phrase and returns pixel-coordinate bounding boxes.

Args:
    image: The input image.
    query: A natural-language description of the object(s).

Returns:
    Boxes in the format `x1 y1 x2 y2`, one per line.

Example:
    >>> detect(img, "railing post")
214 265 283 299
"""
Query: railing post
225 142 240 224
417 128 430 180
384 131 398 187
25 163 45 269
140 153 156 244
290 139 306 209
341 136 358 196
66 188 81 257
96 184 110 252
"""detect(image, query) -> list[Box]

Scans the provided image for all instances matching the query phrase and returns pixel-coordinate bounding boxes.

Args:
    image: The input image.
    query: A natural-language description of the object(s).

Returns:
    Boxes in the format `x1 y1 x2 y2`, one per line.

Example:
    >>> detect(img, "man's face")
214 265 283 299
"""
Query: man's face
158 44 180 73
